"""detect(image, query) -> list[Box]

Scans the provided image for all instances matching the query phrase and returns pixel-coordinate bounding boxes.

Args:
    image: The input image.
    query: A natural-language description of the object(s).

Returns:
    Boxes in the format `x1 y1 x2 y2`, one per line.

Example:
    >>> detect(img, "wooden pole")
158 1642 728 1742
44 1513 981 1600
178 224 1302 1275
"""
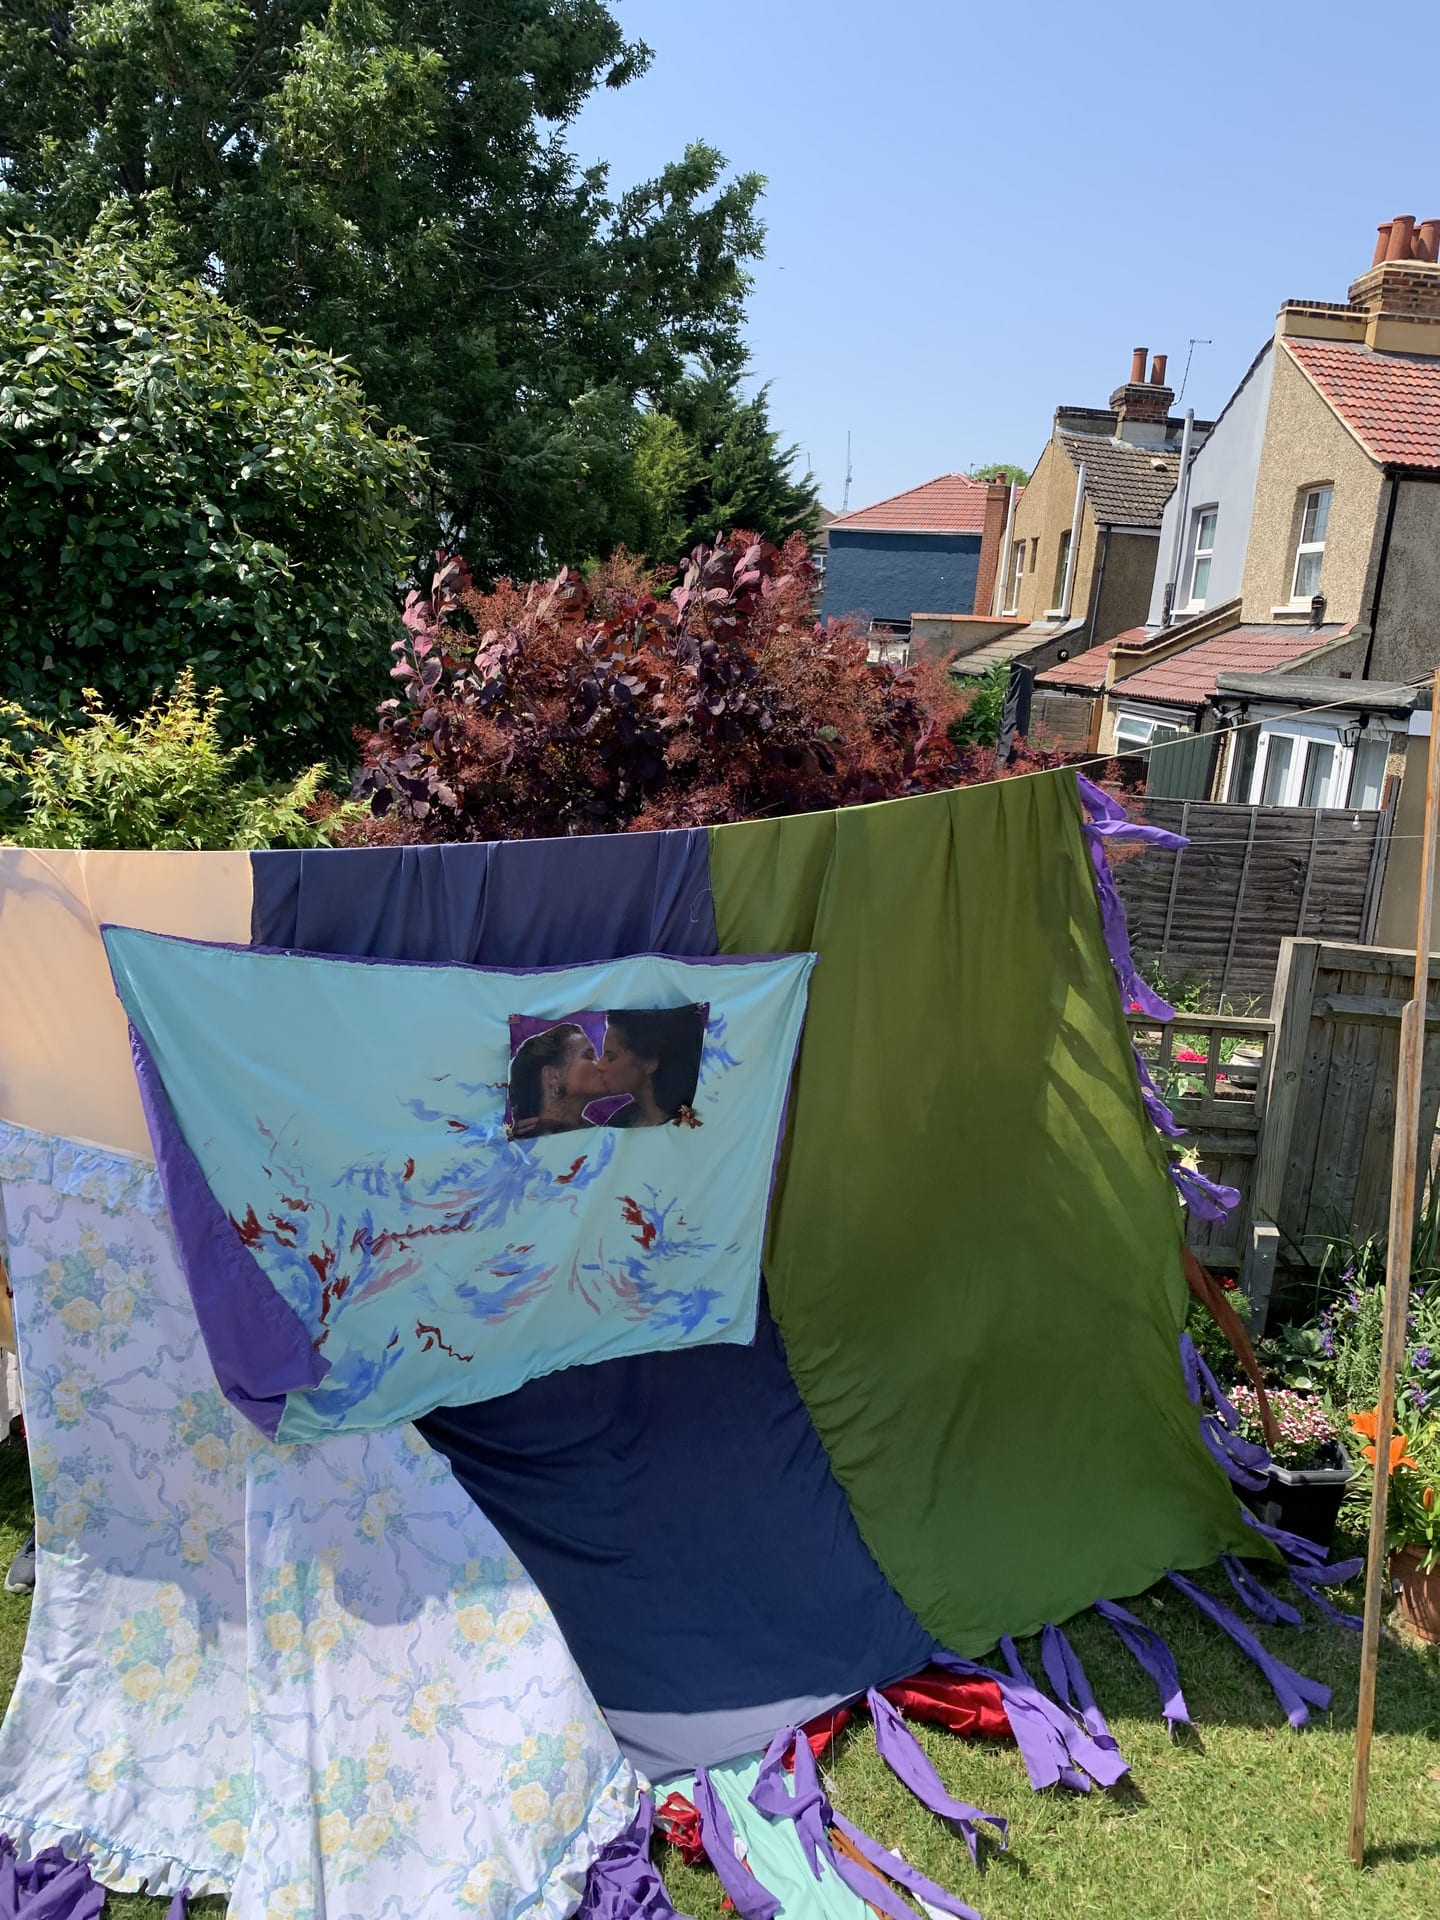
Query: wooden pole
1348 666 1440 1866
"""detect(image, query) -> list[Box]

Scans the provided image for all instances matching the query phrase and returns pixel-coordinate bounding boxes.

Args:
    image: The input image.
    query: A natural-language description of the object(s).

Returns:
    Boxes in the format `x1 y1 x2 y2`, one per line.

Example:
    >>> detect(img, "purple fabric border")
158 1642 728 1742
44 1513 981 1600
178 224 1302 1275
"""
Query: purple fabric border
129 1023 329 1439
1074 775 1240 1224
101 924 802 980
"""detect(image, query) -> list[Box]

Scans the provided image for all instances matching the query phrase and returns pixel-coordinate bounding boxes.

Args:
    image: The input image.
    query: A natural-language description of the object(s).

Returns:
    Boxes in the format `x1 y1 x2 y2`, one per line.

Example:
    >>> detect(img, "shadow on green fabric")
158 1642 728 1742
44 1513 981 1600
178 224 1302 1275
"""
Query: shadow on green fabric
708 770 1251 1655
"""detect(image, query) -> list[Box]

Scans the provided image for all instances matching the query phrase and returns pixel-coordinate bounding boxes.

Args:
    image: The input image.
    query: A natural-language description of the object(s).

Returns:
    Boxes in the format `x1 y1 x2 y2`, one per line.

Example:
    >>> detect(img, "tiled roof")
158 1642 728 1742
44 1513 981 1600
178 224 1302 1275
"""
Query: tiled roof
1111 625 1351 708
1285 337 1440 467
1057 432 1179 528
1035 635 1123 691
830 473 996 534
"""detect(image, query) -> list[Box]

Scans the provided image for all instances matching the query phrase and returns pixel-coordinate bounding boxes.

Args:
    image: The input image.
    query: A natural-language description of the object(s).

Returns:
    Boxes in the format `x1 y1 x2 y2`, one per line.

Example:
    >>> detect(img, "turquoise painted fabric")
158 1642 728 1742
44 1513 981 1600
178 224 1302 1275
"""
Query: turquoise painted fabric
104 930 814 1442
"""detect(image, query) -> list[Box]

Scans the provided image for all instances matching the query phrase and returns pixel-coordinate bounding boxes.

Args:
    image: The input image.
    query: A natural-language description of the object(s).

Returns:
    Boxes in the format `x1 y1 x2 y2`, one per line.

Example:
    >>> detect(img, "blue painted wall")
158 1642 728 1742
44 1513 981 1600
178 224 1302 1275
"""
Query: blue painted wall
821 530 981 624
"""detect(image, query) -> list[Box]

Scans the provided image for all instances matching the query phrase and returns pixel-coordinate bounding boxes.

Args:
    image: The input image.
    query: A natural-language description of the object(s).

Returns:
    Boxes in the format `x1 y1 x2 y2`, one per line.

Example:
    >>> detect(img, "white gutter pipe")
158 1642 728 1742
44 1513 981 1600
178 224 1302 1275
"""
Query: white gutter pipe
1160 408 1195 627
992 480 1019 615
1058 462 1085 619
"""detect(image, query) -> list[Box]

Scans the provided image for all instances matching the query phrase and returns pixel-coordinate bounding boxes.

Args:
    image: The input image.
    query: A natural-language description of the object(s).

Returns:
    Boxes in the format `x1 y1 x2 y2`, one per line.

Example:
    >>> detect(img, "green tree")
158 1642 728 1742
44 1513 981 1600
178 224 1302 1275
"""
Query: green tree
0 229 423 769
621 362 818 564
0 0 767 577
973 463 1029 486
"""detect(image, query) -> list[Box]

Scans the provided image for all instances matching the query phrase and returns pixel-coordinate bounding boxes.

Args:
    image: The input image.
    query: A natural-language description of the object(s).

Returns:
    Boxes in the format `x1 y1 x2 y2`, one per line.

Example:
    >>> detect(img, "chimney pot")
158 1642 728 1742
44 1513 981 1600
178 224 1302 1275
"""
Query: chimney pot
1418 219 1440 264
1149 353 1168 386
1386 215 1417 262
1129 347 1147 385
1373 222 1394 267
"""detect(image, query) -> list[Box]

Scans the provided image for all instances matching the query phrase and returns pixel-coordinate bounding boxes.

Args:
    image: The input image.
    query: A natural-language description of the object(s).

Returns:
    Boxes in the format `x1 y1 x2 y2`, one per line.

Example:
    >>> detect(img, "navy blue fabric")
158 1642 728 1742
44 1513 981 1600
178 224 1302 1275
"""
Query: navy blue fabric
249 830 717 964
247 831 931 1765
421 1294 932 1716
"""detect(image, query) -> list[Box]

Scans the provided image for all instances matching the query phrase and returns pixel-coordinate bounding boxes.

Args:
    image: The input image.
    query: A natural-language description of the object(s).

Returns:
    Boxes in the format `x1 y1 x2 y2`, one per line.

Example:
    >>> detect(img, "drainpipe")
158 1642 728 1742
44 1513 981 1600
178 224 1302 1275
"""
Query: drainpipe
1058 462 1085 619
1159 408 1195 627
992 480 1019 615
1361 472 1401 681
1086 524 1113 650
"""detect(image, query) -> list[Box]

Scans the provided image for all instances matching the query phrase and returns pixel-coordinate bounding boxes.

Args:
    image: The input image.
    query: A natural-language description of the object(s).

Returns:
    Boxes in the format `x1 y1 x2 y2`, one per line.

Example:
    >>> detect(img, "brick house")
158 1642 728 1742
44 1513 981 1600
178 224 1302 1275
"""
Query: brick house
1035 217 1440 808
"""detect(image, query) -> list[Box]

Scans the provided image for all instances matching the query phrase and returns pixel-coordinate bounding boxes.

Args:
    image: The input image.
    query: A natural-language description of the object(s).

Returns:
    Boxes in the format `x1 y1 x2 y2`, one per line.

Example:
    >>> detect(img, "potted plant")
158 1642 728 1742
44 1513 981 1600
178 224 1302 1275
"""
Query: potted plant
1349 1408 1440 1643
1231 1386 1353 1552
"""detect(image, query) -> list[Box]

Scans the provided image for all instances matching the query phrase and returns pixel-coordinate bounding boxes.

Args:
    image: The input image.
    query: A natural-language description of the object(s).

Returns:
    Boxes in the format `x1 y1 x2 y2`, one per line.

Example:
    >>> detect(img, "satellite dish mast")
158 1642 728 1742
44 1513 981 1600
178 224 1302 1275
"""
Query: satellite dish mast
842 431 853 514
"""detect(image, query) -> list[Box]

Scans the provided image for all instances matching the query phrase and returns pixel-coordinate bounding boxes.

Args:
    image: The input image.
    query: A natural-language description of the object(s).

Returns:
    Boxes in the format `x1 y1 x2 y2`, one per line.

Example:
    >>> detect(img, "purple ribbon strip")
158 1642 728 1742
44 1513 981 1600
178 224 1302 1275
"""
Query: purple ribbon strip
1180 1333 1273 1492
1234 1508 1365 1631
750 1731 984 1920
0 1841 107 1920
1167 1573 1331 1727
1093 1599 1191 1732
694 1770 780 1920
828 1814 983 1920
867 1689 1008 1864
1221 1554 1303 1627
1039 1625 1124 1757
1289 1566 1365 1631
932 1651 1127 1794
579 1795 691 1920
1076 775 1240 1223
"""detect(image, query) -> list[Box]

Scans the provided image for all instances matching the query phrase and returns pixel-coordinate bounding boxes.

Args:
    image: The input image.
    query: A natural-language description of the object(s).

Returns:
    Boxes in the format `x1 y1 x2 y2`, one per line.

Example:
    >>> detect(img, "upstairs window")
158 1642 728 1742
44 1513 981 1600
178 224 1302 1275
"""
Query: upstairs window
1003 539 1025 613
1291 486 1332 602
1052 528 1072 610
1187 508 1217 607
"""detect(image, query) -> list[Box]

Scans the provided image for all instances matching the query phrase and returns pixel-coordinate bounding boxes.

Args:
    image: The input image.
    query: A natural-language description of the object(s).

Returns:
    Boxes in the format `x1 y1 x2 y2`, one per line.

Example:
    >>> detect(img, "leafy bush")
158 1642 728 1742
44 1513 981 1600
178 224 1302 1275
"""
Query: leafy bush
0 230 424 772
0 674 334 850
350 533 1046 842
947 659 1011 750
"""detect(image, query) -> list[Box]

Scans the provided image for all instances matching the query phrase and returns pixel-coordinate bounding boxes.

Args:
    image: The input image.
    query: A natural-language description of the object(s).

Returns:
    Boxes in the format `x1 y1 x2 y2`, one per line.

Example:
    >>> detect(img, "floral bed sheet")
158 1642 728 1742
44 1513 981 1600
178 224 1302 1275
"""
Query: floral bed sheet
0 1119 636 1919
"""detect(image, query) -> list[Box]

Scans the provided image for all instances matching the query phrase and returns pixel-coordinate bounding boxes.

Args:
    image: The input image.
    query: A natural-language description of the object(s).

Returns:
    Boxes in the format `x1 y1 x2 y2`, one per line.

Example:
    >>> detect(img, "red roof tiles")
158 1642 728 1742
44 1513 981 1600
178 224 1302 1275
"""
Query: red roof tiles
1035 637 1119 691
1286 338 1440 467
830 474 998 535
1111 625 1350 708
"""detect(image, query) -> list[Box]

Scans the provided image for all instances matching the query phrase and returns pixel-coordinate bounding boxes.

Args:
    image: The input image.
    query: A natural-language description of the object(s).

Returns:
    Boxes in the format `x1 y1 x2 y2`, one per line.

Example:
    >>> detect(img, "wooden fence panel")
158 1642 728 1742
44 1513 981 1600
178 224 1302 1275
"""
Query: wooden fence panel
1127 1011 1272 1269
1253 939 1440 1269
1112 801 1390 1010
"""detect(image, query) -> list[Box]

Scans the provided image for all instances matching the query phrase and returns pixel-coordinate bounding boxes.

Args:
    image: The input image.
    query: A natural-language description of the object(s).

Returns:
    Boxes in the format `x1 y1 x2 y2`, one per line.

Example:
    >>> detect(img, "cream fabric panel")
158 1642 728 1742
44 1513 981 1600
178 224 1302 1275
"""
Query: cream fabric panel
0 850 252 1154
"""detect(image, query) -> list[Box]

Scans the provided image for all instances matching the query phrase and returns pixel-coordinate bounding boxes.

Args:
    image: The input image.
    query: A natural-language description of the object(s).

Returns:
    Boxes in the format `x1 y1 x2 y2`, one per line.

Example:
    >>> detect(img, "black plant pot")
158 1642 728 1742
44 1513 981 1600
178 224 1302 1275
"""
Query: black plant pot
1240 1441 1354 1554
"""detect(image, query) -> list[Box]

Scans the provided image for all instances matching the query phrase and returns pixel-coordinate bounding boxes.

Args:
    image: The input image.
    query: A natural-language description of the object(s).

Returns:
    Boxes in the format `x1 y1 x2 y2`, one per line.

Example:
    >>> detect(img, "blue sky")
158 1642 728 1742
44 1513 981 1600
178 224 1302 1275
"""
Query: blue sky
571 0 1434 514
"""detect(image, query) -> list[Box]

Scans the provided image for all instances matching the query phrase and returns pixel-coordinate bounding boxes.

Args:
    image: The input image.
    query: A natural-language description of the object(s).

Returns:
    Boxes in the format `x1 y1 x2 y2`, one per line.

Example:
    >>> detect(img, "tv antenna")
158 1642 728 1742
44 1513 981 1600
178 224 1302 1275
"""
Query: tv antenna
841 431 853 513
1176 338 1211 412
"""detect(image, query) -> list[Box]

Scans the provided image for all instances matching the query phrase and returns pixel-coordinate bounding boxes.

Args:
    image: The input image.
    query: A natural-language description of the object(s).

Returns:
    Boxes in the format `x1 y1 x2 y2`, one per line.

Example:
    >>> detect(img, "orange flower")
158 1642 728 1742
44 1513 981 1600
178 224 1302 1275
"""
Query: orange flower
1424 1486 1437 1512
1360 1433 1418 1474
1350 1407 1380 1441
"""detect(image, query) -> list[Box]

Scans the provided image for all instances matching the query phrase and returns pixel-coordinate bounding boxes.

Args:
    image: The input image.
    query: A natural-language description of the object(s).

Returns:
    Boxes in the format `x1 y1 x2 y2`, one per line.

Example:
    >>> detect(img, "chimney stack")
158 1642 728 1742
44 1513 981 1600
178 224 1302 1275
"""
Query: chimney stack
1109 345 1175 439
1346 213 1440 340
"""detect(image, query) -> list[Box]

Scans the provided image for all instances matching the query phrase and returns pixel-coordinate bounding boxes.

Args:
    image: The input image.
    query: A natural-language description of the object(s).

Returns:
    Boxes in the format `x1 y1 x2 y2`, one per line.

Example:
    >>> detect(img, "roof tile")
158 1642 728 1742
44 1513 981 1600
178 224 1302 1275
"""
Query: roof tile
830 473 999 534
1035 637 1118 691
1110 625 1350 707
1286 338 1440 467
1056 433 1178 528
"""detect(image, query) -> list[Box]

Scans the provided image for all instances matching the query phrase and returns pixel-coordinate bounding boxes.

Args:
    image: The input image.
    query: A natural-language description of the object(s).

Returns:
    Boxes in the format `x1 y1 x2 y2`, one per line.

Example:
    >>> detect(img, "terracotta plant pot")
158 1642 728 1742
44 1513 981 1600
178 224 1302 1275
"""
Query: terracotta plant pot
1391 1545 1440 1644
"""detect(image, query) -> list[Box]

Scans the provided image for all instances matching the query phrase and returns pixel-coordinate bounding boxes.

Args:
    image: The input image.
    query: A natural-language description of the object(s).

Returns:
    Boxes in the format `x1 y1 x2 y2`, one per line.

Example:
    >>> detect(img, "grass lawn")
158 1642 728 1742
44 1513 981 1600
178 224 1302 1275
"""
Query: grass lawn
1 1441 1437 1920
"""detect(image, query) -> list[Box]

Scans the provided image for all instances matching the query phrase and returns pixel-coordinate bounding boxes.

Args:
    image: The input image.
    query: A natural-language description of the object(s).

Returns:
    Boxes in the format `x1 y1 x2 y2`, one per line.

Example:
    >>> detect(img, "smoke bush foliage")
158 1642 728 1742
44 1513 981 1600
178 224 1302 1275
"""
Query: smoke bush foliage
0 672 334 849
351 533 1051 842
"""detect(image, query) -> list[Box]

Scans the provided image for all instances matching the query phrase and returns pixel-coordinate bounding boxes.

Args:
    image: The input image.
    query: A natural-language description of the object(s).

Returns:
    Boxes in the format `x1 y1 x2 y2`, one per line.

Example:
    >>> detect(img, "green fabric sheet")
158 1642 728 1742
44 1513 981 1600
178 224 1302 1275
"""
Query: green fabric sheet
709 770 1251 1656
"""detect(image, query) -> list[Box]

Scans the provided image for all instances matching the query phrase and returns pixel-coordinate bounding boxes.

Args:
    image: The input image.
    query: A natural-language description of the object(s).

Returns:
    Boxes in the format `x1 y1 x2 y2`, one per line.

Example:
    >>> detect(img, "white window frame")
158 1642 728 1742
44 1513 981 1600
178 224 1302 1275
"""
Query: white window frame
1244 716 1351 808
1002 538 1025 614
1109 705 1192 756
1186 506 1218 609
1289 486 1332 604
